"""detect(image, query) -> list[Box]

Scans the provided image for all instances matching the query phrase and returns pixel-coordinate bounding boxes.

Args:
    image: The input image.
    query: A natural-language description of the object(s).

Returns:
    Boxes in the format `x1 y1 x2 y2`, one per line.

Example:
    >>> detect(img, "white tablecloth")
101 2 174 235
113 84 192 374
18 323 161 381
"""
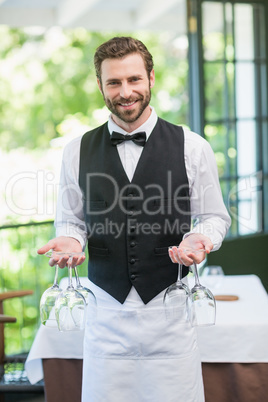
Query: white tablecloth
195 274 268 363
25 275 268 384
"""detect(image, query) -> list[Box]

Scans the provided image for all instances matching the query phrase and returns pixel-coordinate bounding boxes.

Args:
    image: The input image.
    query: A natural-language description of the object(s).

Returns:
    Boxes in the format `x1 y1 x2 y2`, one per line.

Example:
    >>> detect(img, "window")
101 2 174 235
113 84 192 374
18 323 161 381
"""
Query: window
189 0 267 236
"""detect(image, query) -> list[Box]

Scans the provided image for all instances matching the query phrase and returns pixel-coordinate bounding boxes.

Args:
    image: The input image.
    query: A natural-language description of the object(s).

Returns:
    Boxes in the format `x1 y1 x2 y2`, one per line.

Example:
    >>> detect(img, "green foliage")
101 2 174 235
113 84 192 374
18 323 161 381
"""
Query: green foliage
0 222 88 355
0 27 189 151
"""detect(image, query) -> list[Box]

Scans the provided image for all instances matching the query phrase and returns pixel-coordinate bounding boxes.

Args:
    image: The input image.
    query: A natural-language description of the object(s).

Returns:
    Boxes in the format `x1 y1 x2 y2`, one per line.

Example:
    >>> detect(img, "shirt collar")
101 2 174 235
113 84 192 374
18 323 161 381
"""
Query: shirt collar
108 106 158 141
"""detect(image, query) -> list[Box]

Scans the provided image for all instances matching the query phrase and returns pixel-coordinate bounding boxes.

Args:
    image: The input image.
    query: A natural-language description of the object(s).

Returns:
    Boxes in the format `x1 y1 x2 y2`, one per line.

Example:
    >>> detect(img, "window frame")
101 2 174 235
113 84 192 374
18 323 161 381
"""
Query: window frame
187 0 268 237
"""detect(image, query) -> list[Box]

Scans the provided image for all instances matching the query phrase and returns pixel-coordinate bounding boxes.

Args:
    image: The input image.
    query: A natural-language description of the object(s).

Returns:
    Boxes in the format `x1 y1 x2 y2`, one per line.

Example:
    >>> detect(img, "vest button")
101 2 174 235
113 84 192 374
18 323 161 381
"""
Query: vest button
129 226 136 233
130 274 136 280
130 258 136 264
128 210 134 216
130 241 136 248
128 193 134 198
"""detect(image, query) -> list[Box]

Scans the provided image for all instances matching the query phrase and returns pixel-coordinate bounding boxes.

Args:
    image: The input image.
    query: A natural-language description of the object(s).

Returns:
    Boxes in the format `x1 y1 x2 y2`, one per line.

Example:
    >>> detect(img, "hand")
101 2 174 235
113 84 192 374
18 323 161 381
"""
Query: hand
37 236 85 268
169 234 213 266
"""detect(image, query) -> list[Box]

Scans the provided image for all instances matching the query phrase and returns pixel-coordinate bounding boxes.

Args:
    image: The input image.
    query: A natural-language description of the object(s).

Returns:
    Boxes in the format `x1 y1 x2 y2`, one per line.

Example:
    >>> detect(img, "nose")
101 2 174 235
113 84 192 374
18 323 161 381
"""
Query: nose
120 82 132 99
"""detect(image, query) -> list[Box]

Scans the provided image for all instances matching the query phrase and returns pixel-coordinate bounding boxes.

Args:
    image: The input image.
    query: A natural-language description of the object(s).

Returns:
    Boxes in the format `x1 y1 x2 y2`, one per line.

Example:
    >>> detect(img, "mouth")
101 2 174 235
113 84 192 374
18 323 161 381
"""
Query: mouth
117 99 139 109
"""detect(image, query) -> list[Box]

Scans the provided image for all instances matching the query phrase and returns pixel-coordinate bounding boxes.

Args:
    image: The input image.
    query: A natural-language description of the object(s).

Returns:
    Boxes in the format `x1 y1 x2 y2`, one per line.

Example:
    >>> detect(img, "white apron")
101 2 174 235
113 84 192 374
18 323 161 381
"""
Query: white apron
82 285 204 402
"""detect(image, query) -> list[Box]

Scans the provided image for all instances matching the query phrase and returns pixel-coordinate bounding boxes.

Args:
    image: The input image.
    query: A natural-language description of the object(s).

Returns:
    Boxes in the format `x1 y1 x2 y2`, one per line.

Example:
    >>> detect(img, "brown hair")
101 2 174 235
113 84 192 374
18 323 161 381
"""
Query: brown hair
94 37 154 82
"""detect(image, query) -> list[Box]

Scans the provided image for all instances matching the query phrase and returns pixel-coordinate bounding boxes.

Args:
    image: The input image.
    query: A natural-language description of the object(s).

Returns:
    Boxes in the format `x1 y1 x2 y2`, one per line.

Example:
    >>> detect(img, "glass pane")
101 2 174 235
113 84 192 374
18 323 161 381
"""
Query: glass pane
237 120 257 176
204 63 225 121
204 124 227 177
228 174 261 236
202 2 224 61
234 4 254 60
236 172 262 235
235 62 255 119
238 200 258 235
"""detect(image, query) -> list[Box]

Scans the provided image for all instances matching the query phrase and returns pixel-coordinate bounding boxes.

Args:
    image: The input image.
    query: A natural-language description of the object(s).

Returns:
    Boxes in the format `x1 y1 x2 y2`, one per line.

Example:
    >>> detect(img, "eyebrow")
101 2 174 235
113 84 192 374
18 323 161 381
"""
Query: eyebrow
105 74 143 83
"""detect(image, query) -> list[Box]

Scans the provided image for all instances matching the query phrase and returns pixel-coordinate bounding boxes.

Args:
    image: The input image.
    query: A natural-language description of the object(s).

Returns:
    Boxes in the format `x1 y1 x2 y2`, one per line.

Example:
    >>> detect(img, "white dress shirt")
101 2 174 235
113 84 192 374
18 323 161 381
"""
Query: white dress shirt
55 107 231 306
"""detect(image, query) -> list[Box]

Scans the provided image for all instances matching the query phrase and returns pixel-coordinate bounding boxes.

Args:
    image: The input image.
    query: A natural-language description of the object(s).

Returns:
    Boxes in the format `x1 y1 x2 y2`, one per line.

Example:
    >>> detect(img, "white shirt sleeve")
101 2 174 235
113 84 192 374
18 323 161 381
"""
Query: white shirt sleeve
55 136 88 249
183 129 231 250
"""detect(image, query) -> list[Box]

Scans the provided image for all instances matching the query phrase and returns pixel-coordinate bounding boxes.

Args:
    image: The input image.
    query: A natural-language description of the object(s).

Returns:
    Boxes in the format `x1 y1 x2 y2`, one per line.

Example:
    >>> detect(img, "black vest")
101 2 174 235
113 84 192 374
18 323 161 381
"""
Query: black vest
79 118 191 304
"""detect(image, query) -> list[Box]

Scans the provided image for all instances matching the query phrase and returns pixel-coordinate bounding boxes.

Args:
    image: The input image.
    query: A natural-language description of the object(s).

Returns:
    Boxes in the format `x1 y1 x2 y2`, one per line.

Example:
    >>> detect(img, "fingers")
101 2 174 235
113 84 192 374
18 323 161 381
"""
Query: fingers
168 245 207 266
69 254 86 268
48 254 85 268
183 248 206 265
168 247 180 264
37 237 84 268
203 240 213 254
168 246 191 265
169 234 214 266
37 240 56 255
49 254 69 268
169 246 194 267
48 253 86 268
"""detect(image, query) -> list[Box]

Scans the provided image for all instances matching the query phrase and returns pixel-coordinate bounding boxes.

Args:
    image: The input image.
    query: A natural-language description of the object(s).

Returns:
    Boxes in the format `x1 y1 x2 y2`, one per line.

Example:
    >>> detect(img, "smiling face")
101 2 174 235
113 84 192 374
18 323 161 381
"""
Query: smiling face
97 53 155 132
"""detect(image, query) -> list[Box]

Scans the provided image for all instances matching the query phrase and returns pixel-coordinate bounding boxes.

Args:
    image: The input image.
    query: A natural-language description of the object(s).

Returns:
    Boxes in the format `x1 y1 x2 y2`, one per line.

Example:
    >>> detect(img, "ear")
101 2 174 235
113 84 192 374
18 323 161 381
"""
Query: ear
149 69 155 89
97 78 103 94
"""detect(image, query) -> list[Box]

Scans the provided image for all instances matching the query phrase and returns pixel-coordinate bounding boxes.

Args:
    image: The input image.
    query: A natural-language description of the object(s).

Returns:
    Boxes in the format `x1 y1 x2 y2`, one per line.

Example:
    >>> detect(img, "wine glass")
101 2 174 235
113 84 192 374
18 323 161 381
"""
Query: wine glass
54 252 87 332
73 266 97 306
186 249 216 326
40 264 62 328
163 249 191 322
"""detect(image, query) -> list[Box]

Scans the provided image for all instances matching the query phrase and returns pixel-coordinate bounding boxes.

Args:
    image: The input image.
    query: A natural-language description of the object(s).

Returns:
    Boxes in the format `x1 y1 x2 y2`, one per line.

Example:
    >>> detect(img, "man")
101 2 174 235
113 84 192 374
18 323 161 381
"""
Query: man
38 37 231 401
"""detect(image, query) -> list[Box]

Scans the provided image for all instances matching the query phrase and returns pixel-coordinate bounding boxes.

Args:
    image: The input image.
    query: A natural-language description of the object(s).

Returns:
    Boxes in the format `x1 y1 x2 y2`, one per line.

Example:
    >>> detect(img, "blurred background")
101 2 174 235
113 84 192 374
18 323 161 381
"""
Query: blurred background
0 0 267 357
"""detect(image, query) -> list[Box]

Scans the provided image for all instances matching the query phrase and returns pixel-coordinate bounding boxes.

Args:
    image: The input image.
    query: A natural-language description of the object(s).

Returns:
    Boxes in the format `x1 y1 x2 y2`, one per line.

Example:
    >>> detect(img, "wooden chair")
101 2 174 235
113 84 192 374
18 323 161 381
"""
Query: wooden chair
0 290 44 401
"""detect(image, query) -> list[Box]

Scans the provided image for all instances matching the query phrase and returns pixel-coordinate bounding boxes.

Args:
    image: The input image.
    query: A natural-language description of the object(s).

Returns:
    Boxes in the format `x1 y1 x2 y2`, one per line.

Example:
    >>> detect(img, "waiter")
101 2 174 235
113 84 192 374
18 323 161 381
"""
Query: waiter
38 37 231 401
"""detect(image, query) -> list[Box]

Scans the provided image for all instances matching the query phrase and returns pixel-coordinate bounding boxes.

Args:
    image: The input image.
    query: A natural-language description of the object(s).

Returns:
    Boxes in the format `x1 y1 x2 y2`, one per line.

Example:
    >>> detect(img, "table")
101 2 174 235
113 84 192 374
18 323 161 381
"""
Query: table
25 275 268 402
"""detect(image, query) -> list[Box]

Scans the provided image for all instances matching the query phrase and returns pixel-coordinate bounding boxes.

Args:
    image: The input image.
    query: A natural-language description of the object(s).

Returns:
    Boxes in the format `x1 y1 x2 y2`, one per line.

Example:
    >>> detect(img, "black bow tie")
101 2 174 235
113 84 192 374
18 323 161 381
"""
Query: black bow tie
110 131 146 147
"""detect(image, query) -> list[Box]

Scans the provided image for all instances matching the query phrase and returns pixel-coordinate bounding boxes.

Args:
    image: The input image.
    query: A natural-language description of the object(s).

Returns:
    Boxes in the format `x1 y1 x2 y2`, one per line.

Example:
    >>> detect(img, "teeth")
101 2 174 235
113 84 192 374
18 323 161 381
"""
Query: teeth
120 101 136 106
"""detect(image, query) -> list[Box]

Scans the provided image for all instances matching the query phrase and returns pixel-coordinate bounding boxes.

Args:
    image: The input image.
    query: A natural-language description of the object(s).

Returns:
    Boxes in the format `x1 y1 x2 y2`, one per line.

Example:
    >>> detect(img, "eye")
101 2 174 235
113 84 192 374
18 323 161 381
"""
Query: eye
130 77 140 82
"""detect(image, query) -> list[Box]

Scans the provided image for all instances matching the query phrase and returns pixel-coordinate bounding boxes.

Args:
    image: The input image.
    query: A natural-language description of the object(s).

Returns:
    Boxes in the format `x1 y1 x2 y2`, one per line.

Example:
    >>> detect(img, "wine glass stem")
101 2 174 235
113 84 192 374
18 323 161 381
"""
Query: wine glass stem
53 264 59 287
193 263 201 287
74 267 81 287
68 257 74 289
178 263 183 284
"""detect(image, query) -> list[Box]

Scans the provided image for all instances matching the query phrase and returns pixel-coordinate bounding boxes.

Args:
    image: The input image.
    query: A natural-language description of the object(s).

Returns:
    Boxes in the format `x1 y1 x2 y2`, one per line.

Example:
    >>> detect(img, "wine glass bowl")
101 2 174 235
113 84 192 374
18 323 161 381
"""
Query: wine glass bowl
163 281 190 322
189 261 216 327
55 286 86 332
54 252 87 332
189 285 216 327
40 250 96 332
164 251 191 322
164 246 216 327
40 264 62 328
